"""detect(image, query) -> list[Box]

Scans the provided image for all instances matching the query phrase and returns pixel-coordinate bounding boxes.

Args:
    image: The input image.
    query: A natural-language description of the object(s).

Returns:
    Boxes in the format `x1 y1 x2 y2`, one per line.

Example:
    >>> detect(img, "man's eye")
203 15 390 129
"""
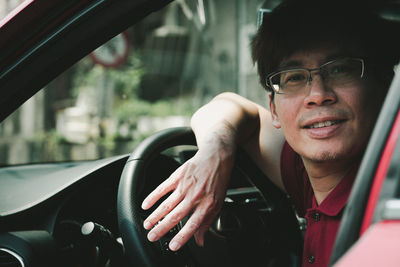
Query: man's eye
327 62 360 77
330 65 347 75
282 73 306 84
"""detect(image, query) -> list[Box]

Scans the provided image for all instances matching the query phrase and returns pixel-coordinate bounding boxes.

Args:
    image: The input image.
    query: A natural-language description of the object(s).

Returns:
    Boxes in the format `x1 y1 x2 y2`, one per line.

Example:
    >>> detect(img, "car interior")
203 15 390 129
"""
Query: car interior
0 0 399 266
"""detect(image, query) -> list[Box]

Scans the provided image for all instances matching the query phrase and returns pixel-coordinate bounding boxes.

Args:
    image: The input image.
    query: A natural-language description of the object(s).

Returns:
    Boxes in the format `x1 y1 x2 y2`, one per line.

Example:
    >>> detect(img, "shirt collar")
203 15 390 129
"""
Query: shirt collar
311 165 359 216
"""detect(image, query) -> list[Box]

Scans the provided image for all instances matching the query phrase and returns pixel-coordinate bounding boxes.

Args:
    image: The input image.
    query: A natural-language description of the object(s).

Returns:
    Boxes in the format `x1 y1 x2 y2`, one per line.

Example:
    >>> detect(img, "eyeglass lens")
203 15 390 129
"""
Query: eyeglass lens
269 58 363 94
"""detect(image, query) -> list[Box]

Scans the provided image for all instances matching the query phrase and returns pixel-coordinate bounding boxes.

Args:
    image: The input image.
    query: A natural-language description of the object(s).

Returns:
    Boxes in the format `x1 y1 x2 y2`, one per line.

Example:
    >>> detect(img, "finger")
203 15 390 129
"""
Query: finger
194 227 207 247
168 198 215 251
194 216 214 247
141 165 186 210
146 198 193 242
194 200 221 247
143 189 184 230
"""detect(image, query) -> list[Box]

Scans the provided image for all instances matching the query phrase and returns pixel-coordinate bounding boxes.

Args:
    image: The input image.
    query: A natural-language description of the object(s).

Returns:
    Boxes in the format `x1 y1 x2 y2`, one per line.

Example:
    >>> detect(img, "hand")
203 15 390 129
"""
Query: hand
141 140 235 251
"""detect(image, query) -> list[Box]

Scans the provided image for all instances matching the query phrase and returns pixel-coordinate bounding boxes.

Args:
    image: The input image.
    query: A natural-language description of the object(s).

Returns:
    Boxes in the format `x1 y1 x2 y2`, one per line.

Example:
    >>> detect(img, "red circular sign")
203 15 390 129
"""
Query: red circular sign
89 31 130 68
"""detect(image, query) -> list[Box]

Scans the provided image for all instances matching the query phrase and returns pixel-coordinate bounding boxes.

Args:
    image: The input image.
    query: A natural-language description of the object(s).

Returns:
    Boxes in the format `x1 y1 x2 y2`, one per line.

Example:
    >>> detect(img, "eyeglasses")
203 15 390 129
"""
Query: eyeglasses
266 58 365 94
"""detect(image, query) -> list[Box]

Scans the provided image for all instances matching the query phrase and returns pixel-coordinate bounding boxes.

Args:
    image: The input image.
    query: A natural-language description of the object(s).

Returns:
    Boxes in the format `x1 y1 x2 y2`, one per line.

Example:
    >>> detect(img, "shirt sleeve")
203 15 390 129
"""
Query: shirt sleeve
280 141 308 216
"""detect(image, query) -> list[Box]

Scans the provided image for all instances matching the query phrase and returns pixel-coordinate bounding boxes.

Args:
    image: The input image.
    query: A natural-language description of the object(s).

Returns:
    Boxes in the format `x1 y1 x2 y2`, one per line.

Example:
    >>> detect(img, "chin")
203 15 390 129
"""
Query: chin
303 143 364 164
306 151 344 163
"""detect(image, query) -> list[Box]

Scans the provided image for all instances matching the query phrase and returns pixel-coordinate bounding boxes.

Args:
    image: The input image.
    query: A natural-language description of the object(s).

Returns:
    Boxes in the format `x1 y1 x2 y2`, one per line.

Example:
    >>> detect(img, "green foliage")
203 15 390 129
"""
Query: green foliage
114 97 196 123
109 54 144 100
71 53 144 100
29 130 69 162
71 50 197 123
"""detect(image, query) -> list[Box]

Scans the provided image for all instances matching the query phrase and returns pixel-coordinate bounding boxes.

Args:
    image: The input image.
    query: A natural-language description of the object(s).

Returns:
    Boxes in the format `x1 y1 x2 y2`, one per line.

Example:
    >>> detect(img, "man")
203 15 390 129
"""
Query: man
141 0 399 266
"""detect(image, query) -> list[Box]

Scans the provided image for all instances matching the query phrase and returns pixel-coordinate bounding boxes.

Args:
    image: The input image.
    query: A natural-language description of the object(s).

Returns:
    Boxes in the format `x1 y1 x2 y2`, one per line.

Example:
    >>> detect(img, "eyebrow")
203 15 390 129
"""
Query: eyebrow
278 60 303 70
278 53 348 71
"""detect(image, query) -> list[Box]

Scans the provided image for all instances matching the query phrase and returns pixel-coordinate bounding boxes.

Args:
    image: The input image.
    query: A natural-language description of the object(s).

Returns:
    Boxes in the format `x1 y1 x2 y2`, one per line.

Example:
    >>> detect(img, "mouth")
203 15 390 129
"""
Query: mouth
303 119 345 129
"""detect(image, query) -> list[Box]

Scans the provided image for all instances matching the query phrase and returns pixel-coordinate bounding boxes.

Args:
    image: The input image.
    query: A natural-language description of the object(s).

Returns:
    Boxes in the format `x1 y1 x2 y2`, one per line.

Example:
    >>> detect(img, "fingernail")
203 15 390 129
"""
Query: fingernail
169 241 180 251
143 221 151 230
141 201 148 210
148 232 157 242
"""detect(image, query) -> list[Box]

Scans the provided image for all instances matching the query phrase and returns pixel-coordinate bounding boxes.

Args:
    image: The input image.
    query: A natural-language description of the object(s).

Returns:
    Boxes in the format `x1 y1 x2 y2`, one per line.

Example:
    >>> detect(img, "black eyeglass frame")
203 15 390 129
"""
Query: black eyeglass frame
265 58 365 94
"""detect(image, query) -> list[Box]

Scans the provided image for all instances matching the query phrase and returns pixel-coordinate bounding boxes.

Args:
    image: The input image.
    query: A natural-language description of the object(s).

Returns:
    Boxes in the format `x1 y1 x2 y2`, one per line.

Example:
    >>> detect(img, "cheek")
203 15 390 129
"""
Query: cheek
342 90 362 114
343 85 380 121
274 98 302 133
338 85 382 142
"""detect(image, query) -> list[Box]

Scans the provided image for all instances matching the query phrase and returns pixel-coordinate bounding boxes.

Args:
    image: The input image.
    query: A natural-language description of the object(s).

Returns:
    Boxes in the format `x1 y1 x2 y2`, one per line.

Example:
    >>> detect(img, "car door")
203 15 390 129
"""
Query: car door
331 66 400 265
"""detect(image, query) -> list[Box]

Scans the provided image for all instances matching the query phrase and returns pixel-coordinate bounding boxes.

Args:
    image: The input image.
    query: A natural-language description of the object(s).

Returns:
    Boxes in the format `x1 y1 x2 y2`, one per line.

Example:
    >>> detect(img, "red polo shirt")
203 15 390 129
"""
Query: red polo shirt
281 142 358 267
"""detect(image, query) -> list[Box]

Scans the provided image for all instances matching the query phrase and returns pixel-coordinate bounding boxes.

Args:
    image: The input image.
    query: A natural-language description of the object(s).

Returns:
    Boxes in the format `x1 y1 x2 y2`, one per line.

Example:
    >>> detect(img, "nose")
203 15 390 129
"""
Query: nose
303 74 337 107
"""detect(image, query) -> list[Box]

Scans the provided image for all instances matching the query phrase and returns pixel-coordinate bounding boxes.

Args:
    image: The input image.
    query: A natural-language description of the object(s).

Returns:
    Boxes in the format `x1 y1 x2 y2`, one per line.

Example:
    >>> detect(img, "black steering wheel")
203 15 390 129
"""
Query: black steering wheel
117 127 302 267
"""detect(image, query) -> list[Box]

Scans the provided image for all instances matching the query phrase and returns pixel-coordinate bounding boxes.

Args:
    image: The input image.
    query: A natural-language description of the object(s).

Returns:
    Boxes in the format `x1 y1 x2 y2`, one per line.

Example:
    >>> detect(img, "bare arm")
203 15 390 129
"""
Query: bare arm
141 92 285 251
195 92 285 190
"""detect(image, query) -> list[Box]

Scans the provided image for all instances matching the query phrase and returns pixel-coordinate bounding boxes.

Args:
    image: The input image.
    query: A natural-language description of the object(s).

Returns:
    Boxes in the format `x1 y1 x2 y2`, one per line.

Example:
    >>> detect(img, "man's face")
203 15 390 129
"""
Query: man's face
269 48 384 165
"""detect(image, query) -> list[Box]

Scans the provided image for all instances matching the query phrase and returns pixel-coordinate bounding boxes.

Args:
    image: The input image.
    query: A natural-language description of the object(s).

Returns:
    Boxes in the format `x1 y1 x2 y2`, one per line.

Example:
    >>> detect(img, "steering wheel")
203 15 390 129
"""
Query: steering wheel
118 127 302 267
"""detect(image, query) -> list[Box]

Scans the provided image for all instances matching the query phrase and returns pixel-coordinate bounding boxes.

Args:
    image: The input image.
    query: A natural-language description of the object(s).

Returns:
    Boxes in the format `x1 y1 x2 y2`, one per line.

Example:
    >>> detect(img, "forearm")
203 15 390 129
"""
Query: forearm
191 92 260 151
192 92 285 190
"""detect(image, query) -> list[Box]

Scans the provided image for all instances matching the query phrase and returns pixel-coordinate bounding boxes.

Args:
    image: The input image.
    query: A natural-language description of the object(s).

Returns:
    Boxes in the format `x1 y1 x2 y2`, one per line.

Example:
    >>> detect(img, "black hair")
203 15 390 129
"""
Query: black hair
252 0 400 93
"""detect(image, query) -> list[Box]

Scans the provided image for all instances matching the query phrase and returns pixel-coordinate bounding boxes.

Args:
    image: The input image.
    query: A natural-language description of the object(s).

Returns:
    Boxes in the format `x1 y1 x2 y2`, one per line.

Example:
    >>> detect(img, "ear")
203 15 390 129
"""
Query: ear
269 94 281 129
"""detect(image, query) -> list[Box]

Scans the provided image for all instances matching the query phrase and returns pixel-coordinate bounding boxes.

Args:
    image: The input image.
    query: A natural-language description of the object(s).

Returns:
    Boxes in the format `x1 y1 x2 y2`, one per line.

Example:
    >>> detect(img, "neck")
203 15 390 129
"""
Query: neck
302 158 358 205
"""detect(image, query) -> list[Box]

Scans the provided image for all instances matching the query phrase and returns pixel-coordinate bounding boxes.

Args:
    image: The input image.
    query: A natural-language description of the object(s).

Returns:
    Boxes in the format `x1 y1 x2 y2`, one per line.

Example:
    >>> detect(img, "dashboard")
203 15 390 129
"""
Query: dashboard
0 155 129 267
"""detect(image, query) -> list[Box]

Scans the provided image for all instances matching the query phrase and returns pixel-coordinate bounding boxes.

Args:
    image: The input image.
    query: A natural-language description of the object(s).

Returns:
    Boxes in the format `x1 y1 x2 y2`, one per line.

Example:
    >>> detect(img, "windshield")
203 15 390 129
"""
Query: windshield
0 0 269 165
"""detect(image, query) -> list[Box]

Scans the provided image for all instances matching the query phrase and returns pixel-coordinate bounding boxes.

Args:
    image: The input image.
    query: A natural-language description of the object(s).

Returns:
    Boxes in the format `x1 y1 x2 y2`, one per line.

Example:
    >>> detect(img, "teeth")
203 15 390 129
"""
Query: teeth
309 120 336 129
